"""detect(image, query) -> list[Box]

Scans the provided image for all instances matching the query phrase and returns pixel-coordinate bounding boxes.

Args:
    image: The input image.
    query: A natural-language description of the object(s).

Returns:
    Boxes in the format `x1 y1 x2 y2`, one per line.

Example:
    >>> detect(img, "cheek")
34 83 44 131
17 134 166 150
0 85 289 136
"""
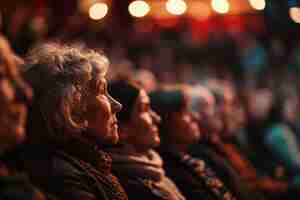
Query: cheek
171 118 186 133
0 80 15 103
137 114 153 129
88 98 112 129
95 98 111 119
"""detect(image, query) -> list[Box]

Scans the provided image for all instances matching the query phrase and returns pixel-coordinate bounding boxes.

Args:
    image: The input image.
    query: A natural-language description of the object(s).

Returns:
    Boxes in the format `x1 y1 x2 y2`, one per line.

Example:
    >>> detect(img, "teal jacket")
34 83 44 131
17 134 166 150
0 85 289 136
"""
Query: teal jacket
265 124 300 184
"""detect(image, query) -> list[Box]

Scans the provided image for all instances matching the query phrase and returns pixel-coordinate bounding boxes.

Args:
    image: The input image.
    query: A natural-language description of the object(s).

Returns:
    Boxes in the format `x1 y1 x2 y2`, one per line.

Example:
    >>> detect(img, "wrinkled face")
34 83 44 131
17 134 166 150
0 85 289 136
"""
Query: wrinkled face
86 77 122 145
0 71 27 151
169 106 200 145
126 90 161 151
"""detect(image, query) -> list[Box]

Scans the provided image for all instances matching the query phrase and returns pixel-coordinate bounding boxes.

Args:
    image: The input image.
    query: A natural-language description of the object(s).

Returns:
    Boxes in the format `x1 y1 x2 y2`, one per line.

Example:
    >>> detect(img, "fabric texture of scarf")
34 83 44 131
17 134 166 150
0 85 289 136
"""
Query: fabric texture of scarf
108 144 185 200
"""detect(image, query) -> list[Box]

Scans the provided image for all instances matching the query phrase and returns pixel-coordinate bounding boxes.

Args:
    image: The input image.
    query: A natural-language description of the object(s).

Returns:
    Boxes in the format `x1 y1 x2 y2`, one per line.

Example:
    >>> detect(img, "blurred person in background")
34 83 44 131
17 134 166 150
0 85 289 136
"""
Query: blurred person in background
134 69 158 92
150 86 237 200
107 78 185 200
259 87 300 185
188 82 265 200
20 43 128 200
0 34 44 200
206 84 293 199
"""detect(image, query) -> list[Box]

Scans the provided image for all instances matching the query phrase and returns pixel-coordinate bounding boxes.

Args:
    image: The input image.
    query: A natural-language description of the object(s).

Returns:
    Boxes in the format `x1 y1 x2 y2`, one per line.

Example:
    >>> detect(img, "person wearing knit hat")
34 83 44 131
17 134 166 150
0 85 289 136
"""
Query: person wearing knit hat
149 87 237 200
107 78 186 200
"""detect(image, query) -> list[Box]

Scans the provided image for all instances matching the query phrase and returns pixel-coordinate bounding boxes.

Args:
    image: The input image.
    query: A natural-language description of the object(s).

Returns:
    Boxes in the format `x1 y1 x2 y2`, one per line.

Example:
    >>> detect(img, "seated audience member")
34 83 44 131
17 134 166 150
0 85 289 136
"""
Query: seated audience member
188 84 264 200
150 86 236 200
259 88 300 186
202 85 290 199
21 43 128 200
107 78 186 200
0 34 44 200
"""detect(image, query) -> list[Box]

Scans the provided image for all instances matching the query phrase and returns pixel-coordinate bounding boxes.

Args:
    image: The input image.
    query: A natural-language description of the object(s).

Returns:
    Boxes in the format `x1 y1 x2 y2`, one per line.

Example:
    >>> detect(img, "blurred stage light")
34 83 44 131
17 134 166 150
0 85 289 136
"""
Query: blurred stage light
89 2 109 20
166 0 187 16
248 0 266 10
129 0 150 18
188 2 211 20
290 7 300 23
211 0 230 14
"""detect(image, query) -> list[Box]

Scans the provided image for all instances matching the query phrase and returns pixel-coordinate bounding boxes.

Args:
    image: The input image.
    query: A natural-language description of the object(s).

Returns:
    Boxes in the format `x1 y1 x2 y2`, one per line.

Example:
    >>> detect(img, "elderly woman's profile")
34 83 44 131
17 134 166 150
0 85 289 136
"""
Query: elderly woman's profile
21 42 128 200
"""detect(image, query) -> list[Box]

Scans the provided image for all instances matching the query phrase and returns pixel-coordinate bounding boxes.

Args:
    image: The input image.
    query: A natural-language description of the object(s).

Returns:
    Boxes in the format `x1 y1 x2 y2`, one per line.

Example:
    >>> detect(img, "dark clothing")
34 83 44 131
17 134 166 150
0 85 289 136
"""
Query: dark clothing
160 150 236 200
116 173 183 200
0 154 46 200
190 142 264 200
19 137 128 200
0 166 45 200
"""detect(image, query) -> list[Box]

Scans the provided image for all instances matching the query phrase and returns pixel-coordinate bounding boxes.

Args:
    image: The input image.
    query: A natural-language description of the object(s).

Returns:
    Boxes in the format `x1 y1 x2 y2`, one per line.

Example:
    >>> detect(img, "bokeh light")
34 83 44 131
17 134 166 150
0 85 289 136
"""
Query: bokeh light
129 0 151 18
248 0 266 11
188 2 211 20
211 0 230 14
166 0 187 16
290 7 300 23
89 2 109 20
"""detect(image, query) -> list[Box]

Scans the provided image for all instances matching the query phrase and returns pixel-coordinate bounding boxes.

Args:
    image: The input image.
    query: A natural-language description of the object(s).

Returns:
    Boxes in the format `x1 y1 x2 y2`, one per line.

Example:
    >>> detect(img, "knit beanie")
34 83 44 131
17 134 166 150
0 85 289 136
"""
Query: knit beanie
108 80 140 123
149 89 185 119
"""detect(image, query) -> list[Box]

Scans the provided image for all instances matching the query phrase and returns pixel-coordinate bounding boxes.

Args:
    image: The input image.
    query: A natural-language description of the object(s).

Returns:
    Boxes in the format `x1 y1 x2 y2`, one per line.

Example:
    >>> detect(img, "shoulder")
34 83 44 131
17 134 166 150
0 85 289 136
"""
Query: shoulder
0 174 45 200
51 151 86 177
265 124 287 146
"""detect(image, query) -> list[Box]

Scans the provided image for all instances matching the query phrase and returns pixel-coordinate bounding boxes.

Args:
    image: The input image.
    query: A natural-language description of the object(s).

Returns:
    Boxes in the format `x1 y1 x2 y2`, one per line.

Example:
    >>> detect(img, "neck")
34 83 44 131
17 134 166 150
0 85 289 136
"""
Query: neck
165 142 189 154
132 144 152 155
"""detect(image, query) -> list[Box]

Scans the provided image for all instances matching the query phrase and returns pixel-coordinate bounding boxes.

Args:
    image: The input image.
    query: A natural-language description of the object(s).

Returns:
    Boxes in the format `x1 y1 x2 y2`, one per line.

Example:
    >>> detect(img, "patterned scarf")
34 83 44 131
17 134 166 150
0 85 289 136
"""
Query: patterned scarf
178 152 236 200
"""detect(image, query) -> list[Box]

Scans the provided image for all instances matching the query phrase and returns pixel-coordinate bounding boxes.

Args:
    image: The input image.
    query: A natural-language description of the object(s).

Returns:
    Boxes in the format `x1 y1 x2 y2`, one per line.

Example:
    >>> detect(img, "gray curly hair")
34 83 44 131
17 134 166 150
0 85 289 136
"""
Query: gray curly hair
25 42 109 143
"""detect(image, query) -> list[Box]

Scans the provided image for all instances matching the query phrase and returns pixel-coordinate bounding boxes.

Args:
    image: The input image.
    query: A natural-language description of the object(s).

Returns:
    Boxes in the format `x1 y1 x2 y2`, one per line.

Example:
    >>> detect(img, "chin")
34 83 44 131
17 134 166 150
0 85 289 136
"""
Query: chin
153 136 161 147
105 131 119 145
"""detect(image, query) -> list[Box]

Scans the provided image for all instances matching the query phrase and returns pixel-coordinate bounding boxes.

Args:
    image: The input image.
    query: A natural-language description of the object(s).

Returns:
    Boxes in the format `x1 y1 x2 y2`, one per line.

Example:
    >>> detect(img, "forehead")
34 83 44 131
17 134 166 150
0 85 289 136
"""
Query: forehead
90 56 109 77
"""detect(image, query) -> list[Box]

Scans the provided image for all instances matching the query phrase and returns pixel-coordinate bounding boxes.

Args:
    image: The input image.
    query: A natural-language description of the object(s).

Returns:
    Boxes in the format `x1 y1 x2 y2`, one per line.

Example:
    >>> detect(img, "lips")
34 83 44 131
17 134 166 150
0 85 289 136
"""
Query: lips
111 120 118 128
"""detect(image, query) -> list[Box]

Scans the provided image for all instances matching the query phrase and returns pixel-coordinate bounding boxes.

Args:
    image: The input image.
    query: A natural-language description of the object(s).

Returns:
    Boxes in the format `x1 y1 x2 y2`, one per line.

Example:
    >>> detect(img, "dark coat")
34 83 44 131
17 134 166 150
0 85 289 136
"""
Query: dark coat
160 150 235 200
0 165 45 200
190 142 265 200
114 170 184 200
19 137 128 200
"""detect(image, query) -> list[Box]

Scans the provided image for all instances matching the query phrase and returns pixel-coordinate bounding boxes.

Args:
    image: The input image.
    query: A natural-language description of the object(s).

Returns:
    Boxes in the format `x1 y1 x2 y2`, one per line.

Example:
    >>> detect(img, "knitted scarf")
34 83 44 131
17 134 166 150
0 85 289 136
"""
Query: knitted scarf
108 145 185 200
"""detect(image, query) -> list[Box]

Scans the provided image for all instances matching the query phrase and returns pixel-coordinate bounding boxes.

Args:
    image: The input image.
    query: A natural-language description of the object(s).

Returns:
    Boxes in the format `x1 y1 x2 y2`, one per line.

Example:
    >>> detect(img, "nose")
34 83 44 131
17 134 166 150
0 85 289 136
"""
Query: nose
150 110 161 124
191 112 200 122
108 94 122 113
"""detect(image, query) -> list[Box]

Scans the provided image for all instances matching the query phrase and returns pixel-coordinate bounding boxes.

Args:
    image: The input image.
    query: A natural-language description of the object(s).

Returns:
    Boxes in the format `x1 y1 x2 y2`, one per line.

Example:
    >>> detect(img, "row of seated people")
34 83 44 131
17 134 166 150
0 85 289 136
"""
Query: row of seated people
1 36 300 200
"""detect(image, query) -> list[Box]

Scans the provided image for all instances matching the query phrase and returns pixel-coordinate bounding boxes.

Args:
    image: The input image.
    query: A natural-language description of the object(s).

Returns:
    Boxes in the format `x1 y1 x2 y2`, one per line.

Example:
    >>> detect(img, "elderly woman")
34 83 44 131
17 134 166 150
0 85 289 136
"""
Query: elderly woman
107 78 185 200
0 34 44 200
21 43 128 200
149 87 237 200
